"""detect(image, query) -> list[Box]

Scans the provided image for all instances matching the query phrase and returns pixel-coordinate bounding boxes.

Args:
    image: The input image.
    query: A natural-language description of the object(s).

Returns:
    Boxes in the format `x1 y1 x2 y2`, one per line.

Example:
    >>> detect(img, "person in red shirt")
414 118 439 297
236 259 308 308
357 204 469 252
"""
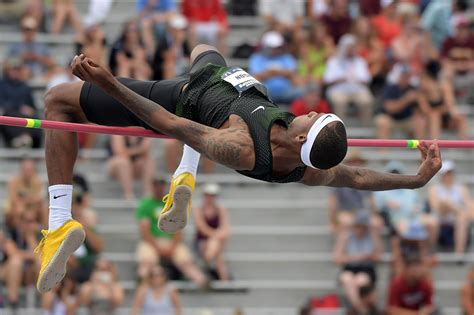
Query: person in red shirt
387 256 435 315
289 83 331 116
371 0 402 49
320 0 352 44
182 0 228 54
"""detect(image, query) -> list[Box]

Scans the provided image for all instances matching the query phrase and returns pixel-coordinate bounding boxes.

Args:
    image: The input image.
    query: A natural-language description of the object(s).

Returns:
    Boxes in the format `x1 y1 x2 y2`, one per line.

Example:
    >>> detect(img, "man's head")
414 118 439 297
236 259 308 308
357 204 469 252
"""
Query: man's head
21 16 38 42
203 183 220 204
403 255 425 284
4 58 25 81
152 178 168 200
261 31 285 56
291 113 347 170
20 157 37 179
337 34 357 59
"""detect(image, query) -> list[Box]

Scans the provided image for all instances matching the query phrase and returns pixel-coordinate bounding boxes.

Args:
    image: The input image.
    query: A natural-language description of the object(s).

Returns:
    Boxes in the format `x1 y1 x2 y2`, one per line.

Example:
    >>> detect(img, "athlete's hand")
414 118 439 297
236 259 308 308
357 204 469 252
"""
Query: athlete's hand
71 54 115 88
416 141 442 187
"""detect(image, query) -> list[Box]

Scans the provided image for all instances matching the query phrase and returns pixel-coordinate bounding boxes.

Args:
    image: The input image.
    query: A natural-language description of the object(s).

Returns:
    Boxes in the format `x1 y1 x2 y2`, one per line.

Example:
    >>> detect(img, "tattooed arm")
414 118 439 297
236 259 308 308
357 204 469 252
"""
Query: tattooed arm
71 54 254 170
301 142 442 190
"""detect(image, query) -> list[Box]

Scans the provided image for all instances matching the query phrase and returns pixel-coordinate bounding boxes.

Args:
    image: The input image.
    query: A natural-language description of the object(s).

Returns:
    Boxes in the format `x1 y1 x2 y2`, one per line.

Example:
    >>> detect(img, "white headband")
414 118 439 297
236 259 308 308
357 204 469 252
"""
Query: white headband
301 114 344 169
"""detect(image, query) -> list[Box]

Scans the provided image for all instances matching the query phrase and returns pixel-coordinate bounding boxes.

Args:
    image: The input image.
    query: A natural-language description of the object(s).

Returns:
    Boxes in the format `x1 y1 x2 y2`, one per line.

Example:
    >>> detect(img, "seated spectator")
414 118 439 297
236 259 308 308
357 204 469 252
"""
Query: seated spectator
42 275 79 315
289 83 331 116
109 20 152 80
334 212 381 314
419 60 469 140
323 34 374 125
352 16 385 88
164 140 215 175
5 210 41 310
79 258 124 315
76 24 108 68
194 184 230 281
461 266 474 315
371 0 401 49
0 229 25 309
139 0 177 54
0 58 43 148
327 151 381 233
347 285 383 315
83 0 113 30
359 0 381 17
151 14 191 80
7 16 55 79
0 0 36 23
72 173 91 209
387 256 435 315
307 0 329 19
249 31 303 104
428 161 473 257
441 18 474 104
50 0 82 36
320 0 352 44
182 0 228 54
375 63 426 140
297 22 335 83
136 178 208 286
68 193 104 283
259 0 304 34
375 161 438 245
6 158 46 229
421 0 453 49
107 135 155 199
131 265 182 315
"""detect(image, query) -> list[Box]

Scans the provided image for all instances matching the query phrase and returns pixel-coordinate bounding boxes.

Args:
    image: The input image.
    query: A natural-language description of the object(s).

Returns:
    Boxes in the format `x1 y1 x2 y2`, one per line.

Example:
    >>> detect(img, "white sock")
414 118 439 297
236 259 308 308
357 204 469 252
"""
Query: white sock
48 185 73 231
173 145 200 178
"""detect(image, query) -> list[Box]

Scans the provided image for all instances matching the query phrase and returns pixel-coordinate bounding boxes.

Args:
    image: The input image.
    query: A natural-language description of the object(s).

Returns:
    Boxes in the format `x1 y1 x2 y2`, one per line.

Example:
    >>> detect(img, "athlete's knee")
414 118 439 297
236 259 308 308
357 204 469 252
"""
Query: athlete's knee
190 44 219 61
44 82 83 121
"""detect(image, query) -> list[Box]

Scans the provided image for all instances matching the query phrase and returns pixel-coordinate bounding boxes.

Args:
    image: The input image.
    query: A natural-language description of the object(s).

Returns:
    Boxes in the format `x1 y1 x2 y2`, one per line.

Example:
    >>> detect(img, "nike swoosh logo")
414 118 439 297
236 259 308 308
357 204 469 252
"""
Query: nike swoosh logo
53 194 67 199
251 106 265 114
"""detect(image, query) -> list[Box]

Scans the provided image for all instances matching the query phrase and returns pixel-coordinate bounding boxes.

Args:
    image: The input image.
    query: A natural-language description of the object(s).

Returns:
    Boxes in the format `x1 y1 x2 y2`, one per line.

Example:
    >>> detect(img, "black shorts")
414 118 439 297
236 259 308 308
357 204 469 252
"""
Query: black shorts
79 50 227 130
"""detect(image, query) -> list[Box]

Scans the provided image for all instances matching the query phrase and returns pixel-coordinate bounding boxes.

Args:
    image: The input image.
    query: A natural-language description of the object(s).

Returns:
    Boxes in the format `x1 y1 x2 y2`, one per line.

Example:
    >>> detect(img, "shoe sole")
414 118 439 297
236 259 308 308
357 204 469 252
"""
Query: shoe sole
36 227 85 293
159 185 192 234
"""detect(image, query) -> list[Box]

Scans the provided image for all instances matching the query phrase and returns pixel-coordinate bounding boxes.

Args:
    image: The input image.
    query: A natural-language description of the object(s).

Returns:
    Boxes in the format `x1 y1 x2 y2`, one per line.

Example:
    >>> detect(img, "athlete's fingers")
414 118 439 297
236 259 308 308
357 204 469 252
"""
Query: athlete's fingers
418 141 428 160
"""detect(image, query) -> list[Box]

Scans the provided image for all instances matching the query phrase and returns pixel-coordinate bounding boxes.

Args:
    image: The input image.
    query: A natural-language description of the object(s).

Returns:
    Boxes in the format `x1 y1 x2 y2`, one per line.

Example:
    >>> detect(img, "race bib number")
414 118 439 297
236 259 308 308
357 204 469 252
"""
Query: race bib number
221 67 267 96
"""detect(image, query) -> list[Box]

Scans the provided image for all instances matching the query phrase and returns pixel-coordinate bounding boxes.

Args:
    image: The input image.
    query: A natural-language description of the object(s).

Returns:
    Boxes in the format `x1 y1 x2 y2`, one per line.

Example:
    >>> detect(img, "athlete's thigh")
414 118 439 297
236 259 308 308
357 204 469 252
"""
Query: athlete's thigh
80 77 156 129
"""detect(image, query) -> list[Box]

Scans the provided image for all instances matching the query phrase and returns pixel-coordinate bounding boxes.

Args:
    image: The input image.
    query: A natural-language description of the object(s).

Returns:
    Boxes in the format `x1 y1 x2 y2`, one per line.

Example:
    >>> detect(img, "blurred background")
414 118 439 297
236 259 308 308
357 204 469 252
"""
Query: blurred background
0 0 473 314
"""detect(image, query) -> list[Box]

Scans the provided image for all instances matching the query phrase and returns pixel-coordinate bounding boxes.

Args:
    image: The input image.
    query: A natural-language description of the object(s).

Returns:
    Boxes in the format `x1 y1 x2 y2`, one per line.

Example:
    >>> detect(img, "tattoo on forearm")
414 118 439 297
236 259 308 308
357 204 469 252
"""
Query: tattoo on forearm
205 138 243 169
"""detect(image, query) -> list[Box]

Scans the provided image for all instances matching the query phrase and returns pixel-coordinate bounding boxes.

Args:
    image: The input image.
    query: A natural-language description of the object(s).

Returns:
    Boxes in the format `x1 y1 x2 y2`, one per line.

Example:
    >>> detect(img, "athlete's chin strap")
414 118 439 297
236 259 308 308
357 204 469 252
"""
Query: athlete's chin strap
300 114 344 169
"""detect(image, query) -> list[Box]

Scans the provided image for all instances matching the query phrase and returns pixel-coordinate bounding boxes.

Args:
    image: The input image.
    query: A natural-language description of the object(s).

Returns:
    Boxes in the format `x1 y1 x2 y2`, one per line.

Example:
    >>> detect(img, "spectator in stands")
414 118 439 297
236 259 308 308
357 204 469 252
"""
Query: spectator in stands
323 34 374 125
419 60 469 140
259 0 304 34
387 256 435 315
297 22 335 83
0 229 25 310
83 0 113 29
182 0 228 54
421 0 453 49
150 14 191 80
359 0 381 17
107 135 155 199
347 285 383 315
289 83 331 116
76 24 108 68
352 16 385 85
428 161 474 257
5 210 41 309
7 16 55 79
442 18 474 104
0 0 42 24
109 20 152 80
334 211 381 314
0 58 43 148
131 265 182 315
42 275 79 315
69 193 104 283
327 151 381 233
194 183 230 281
375 161 438 245
375 63 426 140
6 158 46 228
371 0 401 49
72 173 91 209
307 0 329 19
136 178 208 286
461 266 474 315
164 140 215 175
79 258 124 315
249 31 303 104
320 0 351 45
50 0 82 36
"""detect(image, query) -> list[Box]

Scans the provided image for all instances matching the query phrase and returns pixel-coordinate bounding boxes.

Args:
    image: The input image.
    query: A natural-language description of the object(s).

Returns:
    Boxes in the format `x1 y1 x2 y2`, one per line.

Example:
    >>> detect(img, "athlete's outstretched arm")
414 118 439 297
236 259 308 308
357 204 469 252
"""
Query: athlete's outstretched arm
301 142 442 190
71 55 252 170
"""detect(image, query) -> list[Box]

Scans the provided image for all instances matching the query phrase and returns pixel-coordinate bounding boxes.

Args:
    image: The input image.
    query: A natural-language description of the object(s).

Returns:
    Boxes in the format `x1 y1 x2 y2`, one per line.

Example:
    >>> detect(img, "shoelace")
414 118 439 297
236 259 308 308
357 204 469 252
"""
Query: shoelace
34 230 49 254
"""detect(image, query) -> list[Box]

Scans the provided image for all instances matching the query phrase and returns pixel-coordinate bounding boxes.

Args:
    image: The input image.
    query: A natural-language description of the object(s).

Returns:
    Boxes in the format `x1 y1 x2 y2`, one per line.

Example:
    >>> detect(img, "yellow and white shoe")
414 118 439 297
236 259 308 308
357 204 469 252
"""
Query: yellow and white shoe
35 220 85 293
159 172 195 234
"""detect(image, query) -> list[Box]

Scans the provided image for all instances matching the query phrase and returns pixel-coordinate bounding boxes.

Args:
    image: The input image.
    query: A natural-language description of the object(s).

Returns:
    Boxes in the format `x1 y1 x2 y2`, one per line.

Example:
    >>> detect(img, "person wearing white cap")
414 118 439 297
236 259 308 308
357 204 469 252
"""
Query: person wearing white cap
193 183 230 280
249 31 304 103
38 43 442 293
428 160 474 257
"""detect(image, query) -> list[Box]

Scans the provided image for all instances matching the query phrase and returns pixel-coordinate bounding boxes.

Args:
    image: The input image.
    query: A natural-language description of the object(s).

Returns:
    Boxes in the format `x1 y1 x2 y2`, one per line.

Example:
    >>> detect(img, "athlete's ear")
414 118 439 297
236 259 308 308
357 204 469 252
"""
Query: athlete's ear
296 134 307 144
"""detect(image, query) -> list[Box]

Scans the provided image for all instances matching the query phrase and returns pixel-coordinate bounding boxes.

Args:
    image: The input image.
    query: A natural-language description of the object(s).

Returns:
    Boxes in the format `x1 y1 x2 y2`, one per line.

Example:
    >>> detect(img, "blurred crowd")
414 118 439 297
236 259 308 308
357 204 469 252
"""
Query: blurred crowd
0 0 473 314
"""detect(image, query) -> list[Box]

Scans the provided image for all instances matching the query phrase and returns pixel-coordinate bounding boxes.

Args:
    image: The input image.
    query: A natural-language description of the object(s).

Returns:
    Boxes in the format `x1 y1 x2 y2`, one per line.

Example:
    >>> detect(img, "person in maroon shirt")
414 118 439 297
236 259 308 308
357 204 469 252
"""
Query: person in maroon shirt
289 83 331 116
387 256 435 315
320 0 352 44
359 0 381 17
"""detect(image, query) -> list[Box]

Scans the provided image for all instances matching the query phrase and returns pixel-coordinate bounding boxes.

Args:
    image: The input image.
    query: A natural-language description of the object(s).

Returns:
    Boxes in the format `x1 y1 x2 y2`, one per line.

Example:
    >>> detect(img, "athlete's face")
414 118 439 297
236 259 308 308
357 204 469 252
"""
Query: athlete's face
290 111 325 144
